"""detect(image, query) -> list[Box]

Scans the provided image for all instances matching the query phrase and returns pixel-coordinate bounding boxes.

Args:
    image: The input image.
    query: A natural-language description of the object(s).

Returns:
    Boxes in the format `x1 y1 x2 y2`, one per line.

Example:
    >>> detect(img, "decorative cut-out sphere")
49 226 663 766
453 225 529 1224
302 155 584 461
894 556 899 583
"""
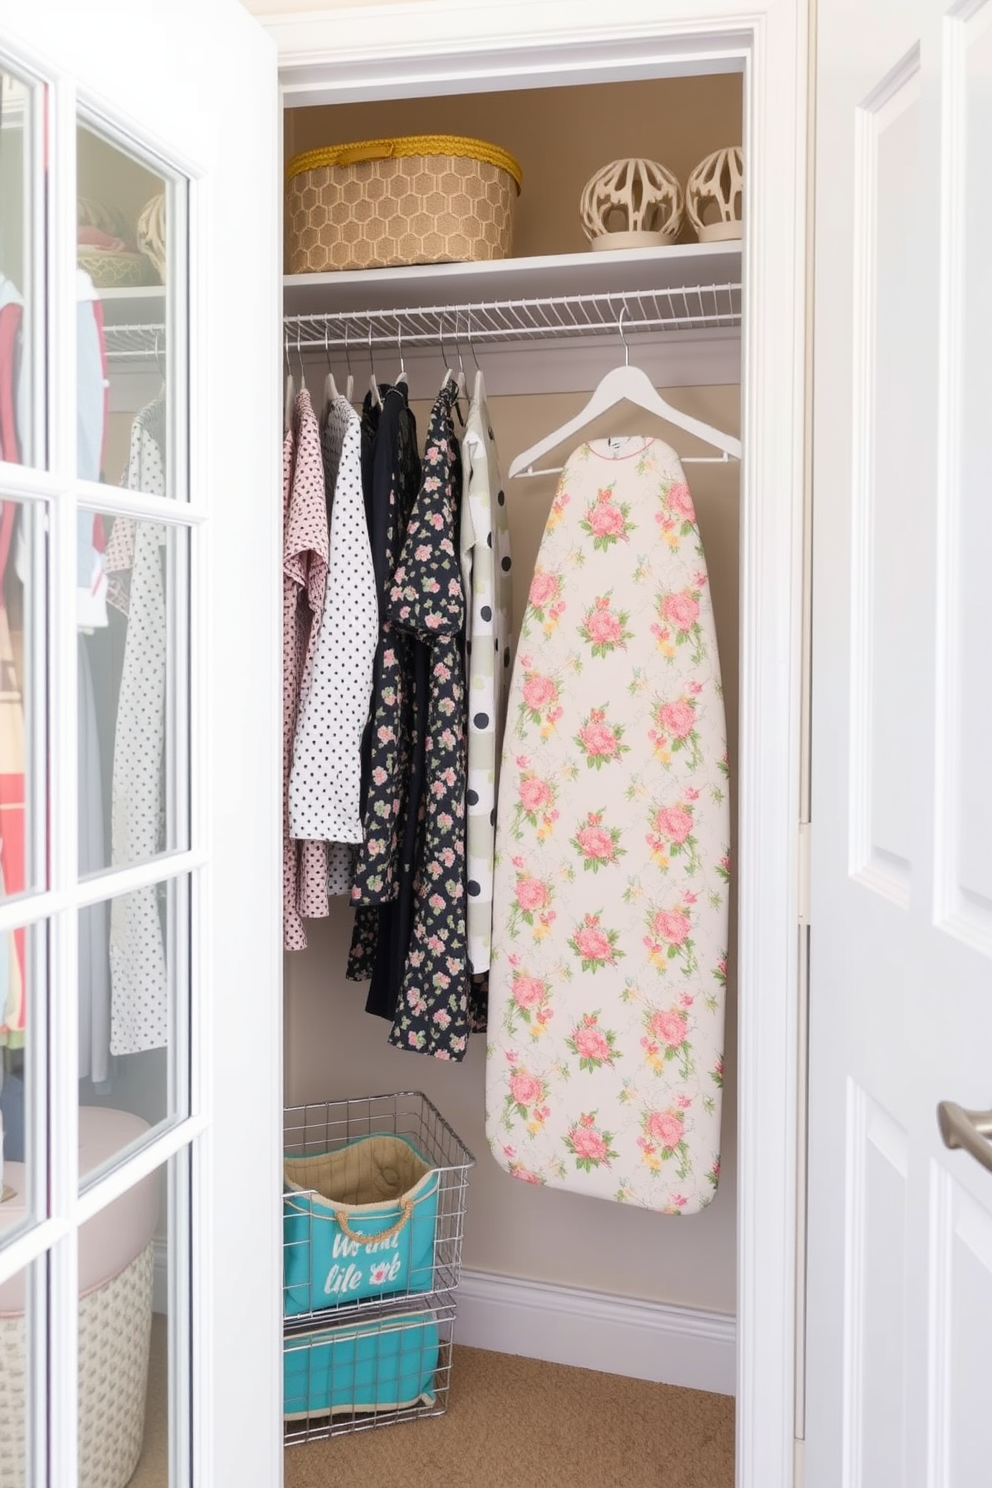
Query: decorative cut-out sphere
686 147 743 242
137 194 167 282
580 158 684 251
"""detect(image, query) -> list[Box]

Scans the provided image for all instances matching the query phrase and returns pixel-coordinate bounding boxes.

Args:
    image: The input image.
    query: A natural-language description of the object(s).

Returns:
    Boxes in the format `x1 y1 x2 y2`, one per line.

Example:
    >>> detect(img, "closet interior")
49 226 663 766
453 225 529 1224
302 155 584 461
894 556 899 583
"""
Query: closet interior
281 65 743 1371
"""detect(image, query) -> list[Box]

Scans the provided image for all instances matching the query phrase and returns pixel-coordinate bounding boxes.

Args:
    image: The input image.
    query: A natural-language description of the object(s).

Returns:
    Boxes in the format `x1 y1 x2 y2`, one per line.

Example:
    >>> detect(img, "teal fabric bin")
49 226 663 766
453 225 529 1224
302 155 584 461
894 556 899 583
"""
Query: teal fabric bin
283 1310 439 1419
283 1133 440 1317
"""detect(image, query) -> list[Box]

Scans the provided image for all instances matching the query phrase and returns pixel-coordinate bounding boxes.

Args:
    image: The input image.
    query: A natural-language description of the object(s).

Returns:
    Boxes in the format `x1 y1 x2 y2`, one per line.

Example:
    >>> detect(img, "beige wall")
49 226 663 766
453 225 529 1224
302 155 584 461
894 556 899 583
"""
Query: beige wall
286 75 742 262
285 384 740 1314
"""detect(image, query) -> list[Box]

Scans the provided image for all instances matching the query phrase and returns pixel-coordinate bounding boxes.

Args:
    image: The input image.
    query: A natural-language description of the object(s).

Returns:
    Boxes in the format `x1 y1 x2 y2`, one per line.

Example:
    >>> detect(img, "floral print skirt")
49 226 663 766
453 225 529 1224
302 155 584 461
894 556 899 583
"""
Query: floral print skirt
485 438 730 1213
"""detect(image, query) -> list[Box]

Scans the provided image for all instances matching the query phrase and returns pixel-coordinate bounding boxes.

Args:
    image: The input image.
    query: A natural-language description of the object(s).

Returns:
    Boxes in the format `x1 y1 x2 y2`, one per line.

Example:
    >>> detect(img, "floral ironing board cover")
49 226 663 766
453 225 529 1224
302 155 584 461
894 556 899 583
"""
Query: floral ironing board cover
485 438 730 1213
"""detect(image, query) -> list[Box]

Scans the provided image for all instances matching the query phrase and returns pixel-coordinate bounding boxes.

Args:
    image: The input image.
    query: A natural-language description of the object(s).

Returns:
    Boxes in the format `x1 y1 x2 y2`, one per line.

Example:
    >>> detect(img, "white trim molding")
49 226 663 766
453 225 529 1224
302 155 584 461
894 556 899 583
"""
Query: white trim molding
271 7 808 1486
457 1269 736 1397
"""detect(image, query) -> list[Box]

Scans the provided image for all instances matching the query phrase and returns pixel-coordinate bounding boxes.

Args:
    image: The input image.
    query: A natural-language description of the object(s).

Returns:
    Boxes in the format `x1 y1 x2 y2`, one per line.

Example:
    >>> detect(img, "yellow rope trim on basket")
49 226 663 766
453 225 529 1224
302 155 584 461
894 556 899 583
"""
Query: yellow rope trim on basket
287 135 523 193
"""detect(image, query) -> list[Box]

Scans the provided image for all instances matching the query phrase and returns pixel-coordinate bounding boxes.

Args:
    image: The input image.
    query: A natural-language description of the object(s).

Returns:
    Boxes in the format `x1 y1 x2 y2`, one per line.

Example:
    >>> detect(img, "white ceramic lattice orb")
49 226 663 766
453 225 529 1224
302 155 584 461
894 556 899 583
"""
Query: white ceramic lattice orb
580 158 684 251
137 193 166 282
686 147 743 243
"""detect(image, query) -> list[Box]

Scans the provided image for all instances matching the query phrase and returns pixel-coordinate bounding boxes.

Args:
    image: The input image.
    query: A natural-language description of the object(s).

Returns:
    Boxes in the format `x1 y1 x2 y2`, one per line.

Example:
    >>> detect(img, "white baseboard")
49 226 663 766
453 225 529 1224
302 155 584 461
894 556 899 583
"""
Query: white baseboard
455 1268 736 1397
158 1242 733 1394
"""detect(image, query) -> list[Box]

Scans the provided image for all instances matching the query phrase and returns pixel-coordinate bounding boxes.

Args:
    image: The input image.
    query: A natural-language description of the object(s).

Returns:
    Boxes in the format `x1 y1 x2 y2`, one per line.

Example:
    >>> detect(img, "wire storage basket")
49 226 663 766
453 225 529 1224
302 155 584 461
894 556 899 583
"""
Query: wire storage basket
282 1091 474 1444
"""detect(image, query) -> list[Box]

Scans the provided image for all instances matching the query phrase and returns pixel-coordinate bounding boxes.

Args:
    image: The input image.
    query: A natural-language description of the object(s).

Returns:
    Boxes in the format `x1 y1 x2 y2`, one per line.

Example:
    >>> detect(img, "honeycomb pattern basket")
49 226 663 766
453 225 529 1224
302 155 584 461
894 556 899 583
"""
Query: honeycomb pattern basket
286 135 522 274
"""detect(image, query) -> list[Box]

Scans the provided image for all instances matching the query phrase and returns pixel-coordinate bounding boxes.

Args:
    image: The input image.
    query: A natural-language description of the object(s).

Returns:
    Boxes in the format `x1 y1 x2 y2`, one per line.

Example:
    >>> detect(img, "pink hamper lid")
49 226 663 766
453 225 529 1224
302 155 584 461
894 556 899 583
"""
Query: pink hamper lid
0 1106 160 1315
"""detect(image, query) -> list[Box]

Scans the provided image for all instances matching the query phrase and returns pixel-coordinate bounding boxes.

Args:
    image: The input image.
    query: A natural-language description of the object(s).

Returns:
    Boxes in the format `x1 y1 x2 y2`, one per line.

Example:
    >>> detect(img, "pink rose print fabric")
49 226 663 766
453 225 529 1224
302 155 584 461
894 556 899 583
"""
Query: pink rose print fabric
486 438 730 1213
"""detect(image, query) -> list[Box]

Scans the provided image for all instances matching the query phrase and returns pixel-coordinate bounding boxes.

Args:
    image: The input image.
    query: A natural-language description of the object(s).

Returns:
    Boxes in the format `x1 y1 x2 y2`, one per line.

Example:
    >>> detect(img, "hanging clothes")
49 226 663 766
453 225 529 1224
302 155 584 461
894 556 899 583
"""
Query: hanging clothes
485 438 730 1209
288 393 377 896
460 370 513 1030
0 273 111 1067
107 397 169 1056
383 379 471 1060
346 383 424 1017
283 388 330 951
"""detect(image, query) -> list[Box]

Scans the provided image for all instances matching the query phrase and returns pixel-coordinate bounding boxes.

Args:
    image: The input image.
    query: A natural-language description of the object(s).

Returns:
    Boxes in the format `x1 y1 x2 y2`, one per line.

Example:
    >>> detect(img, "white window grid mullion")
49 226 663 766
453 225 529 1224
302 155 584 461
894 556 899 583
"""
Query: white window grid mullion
0 1216 71 1290
74 477 207 526
0 848 207 936
187 162 213 1488
169 1146 193 1486
24 70 46 475
46 69 81 1488
76 1113 209 1223
167 173 190 506
26 1253 48 1486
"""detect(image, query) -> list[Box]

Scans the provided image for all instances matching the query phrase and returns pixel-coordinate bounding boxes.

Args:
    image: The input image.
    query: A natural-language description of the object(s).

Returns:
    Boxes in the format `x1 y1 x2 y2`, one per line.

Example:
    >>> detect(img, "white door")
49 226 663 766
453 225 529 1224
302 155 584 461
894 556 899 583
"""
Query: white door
807 0 992 1483
0 3 282 1485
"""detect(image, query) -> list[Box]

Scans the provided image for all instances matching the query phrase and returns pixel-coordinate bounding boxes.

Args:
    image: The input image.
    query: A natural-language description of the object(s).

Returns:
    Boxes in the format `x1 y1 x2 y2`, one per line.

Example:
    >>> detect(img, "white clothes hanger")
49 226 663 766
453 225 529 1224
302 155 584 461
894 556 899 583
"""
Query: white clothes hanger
395 322 408 390
368 323 382 410
322 328 339 413
507 306 742 480
342 323 355 406
283 339 295 434
440 318 467 401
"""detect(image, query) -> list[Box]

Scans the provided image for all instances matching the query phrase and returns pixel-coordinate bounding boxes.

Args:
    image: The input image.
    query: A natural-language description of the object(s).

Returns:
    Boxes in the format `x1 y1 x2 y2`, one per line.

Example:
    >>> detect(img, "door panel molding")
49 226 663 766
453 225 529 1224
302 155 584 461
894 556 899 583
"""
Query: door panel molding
848 47 921 909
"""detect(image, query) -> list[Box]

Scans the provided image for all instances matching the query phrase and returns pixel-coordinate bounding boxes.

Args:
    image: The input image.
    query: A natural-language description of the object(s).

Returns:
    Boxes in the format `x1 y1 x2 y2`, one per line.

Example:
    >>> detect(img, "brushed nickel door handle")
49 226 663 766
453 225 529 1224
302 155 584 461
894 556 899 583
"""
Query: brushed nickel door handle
937 1101 992 1174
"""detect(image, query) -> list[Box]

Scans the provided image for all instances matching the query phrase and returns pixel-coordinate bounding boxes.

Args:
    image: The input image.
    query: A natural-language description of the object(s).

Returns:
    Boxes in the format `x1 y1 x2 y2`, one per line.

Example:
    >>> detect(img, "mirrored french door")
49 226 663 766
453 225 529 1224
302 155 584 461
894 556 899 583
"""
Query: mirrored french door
0 5 281 1485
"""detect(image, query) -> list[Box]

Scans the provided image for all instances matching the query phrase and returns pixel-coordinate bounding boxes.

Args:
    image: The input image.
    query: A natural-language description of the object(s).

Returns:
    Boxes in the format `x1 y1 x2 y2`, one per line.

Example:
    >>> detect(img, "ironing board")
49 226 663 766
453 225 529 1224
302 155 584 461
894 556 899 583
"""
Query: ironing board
486 437 730 1213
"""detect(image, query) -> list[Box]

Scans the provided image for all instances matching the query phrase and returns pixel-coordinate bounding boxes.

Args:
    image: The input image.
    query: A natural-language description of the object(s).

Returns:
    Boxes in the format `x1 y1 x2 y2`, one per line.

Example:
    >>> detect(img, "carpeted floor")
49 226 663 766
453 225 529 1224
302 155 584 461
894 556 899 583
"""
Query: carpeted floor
284 1347 734 1488
130 1320 735 1487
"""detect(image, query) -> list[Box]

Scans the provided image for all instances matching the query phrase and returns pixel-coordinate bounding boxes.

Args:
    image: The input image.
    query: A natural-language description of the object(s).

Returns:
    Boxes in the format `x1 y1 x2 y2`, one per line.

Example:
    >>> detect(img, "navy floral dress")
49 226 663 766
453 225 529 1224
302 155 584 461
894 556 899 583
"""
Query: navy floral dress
347 385 425 1011
385 382 471 1059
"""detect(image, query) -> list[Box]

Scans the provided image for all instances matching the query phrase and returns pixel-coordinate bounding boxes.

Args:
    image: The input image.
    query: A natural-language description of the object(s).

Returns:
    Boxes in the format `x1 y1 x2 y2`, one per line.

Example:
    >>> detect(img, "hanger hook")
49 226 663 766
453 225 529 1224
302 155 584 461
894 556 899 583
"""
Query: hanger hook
618 303 630 367
323 324 332 372
466 308 481 377
296 337 306 388
454 313 466 376
397 318 405 375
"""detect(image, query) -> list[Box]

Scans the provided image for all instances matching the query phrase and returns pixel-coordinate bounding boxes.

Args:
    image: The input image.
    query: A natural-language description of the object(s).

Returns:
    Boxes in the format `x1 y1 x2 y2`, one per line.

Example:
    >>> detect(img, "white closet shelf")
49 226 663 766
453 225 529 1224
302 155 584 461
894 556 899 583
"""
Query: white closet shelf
282 242 742 317
98 284 165 326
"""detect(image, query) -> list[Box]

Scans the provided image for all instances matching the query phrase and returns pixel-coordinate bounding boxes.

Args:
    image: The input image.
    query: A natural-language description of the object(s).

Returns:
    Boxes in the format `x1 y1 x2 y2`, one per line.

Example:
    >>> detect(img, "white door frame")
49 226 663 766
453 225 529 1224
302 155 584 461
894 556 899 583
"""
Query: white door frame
264 3 809 1484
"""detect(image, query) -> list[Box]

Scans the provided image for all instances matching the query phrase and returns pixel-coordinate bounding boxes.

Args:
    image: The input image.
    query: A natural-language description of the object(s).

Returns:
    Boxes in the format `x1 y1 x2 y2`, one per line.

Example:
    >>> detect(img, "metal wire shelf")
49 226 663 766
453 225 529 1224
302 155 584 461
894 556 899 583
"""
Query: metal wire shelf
103 322 166 362
282 281 741 354
103 283 740 364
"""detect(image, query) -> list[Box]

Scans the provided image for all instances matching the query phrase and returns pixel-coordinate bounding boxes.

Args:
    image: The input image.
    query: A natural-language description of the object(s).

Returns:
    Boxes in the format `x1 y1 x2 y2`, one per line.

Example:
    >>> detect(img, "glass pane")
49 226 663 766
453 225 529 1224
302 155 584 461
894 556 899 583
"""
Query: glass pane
0 1260 33 1485
78 876 189 1184
0 922 44 1251
76 119 187 499
77 1152 185 1488
0 67 41 470
0 495 45 900
79 516 188 877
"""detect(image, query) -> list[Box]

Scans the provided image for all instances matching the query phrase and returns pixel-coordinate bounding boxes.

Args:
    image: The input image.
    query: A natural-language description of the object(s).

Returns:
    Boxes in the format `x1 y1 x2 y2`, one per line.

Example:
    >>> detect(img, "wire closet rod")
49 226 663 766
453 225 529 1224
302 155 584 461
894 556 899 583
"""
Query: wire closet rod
282 282 742 352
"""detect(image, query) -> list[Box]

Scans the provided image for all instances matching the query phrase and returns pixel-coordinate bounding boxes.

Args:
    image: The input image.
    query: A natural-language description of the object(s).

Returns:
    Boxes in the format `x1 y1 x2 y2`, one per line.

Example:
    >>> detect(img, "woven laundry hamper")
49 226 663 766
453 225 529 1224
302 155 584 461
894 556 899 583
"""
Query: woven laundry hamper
0 1109 158 1488
285 135 522 273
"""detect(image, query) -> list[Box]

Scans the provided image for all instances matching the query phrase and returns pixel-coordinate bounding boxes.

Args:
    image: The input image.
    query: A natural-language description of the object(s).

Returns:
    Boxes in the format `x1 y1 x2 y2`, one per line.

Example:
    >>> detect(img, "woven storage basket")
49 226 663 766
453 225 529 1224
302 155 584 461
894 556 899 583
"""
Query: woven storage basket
0 1241 153 1488
286 135 522 273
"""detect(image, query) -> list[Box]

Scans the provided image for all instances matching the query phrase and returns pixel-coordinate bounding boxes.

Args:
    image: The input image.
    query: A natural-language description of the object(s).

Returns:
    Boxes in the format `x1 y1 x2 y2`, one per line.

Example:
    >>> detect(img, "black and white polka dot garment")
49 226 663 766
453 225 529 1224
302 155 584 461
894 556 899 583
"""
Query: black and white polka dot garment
459 373 513 1024
289 397 377 898
109 398 169 1056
